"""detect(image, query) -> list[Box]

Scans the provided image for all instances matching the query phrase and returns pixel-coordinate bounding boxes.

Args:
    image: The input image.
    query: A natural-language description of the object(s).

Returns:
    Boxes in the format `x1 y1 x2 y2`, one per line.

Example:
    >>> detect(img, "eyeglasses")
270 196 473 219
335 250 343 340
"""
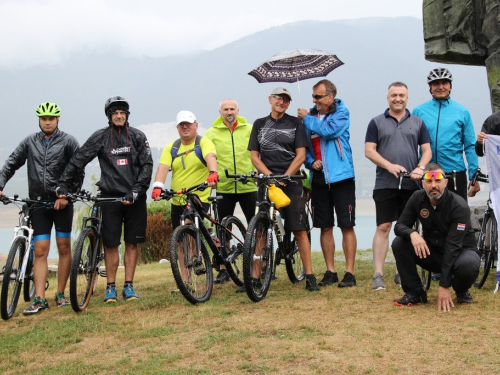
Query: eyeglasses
423 172 445 180
312 93 330 100
177 122 195 128
270 94 291 103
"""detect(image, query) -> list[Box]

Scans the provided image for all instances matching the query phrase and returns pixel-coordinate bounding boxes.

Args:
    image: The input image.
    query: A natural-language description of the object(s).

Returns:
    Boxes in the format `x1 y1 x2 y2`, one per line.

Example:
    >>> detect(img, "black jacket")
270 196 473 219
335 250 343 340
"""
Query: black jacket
475 111 500 156
60 124 153 196
394 188 476 288
0 130 83 200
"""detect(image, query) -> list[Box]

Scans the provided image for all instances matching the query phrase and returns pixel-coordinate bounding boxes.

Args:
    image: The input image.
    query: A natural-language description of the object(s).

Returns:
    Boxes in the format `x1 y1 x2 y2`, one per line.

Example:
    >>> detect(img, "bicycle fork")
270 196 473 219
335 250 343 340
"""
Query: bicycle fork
11 225 33 284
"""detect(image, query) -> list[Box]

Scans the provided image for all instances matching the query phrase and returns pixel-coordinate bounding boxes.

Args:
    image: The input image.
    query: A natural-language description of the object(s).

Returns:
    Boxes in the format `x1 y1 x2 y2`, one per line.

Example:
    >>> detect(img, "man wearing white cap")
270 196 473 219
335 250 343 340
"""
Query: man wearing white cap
248 87 320 291
152 111 218 229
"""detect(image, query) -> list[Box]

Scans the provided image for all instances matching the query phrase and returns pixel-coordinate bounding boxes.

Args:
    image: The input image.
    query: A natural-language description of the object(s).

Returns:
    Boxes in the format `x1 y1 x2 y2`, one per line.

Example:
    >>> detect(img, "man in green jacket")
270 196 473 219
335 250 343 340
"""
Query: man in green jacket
204 99 257 285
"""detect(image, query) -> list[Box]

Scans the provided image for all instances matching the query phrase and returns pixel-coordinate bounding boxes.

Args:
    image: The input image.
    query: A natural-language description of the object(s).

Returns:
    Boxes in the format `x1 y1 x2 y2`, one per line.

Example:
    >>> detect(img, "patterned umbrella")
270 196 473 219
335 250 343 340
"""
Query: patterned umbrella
248 49 344 83
248 49 344 105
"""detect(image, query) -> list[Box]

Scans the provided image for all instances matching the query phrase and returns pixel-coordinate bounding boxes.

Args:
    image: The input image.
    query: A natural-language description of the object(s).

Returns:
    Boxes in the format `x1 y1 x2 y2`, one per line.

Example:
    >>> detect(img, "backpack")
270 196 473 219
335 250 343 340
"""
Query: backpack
170 135 206 169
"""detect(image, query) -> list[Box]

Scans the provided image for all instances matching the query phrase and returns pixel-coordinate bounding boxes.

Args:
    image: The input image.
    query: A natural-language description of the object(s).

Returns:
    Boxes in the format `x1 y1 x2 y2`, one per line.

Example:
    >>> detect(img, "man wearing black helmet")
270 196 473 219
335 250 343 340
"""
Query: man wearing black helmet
0 102 83 315
58 96 153 303
413 68 480 201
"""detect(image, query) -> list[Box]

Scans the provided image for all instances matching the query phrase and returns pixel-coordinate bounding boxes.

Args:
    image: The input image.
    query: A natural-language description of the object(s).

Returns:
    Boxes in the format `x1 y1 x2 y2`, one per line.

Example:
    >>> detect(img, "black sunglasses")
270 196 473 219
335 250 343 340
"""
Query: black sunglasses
312 93 331 100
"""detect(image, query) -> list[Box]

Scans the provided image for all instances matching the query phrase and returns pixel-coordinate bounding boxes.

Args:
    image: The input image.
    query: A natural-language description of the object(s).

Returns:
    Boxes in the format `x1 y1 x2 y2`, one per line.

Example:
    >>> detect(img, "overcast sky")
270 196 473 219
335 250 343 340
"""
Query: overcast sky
0 0 422 68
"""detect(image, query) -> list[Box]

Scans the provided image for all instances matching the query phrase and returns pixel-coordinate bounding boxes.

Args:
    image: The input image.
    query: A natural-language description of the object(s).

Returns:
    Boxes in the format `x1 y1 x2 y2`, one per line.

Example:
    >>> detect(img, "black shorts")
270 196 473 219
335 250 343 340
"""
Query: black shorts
31 204 74 242
373 189 416 226
171 201 210 230
311 174 356 228
217 192 258 225
444 170 468 201
258 180 307 231
101 194 147 247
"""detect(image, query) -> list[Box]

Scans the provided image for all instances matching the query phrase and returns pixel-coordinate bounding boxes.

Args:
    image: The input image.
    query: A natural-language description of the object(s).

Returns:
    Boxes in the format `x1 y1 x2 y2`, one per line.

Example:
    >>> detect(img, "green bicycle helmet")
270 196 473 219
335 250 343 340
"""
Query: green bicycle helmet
36 102 61 117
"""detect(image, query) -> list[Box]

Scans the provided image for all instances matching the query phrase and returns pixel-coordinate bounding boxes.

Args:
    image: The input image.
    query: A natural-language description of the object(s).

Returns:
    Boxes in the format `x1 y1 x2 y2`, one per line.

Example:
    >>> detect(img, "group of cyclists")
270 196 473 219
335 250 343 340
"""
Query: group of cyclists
0 66 496 316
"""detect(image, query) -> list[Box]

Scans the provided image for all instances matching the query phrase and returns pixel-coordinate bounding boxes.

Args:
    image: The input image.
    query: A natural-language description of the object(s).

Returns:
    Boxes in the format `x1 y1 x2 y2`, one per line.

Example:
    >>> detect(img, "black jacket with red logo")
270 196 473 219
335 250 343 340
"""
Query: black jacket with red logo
394 188 476 288
60 124 152 196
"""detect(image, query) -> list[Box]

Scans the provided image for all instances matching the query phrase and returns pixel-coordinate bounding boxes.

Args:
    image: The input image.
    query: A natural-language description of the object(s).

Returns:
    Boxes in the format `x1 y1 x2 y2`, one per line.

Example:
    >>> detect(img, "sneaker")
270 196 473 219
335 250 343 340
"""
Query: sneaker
338 272 356 287
305 274 320 291
22 297 49 315
457 290 473 305
318 270 338 287
214 269 230 284
394 291 428 306
122 285 139 301
55 291 70 307
104 285 117 303
394 273 401 287
431 273 441 281
372 272 386 291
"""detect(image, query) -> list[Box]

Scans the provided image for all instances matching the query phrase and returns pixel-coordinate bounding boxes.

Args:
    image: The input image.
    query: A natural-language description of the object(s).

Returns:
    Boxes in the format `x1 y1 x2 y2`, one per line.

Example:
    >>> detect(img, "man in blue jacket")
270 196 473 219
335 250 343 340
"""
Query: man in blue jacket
413 68 480 200
298 79 357 288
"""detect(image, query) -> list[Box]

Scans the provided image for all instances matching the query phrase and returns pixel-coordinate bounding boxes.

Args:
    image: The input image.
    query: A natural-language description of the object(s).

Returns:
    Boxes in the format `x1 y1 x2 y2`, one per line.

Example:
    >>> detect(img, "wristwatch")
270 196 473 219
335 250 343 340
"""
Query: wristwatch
419 165 426 171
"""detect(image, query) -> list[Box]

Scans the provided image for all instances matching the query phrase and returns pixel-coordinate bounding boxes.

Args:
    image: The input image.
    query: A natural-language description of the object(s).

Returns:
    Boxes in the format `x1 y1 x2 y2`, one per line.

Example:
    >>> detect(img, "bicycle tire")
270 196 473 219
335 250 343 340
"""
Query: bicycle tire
475 214 496 289
284 213 310 283
169 225 213 304
70 227 97 312
243 213 273 302
221 215 246 287
23 244 35 302
1 236 26 320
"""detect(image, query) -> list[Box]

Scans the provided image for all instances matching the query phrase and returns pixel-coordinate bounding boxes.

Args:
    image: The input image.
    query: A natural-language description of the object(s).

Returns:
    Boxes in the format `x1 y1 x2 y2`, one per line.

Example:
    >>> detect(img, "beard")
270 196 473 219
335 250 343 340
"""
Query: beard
426 189 443 201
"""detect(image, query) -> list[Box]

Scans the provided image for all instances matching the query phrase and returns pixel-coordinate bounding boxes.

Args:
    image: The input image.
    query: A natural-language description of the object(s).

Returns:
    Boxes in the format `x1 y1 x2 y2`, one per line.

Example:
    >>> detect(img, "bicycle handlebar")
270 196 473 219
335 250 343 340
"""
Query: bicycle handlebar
225 168 306 185
0 195 55 208
398 170 457 190
66 190 125 203
471 168 489 185
159 182 209 200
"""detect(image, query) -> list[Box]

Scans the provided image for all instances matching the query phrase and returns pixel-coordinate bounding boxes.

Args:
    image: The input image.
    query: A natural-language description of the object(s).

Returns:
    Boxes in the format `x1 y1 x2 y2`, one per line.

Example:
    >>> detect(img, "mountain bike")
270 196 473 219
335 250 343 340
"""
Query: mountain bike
161 182 246 304
0 196 53 320
226 170 308 302
471 169 497 288
66 190 124 312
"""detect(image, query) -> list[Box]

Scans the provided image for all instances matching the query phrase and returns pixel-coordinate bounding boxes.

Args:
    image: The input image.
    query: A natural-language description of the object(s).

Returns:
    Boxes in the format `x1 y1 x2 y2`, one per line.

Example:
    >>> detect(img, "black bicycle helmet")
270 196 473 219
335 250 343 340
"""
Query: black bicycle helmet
427 68 453 84
104 96 130 117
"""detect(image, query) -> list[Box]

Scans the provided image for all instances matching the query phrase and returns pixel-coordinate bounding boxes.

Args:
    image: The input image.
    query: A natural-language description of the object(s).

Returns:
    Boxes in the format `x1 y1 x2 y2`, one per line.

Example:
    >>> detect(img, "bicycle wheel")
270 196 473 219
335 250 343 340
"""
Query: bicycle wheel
475 214 496 289
285 212 310 283
23 243 35 302
221 215 246 286
243 213 273 302
70 227 97 312
1 236 26 320
169 225 213 304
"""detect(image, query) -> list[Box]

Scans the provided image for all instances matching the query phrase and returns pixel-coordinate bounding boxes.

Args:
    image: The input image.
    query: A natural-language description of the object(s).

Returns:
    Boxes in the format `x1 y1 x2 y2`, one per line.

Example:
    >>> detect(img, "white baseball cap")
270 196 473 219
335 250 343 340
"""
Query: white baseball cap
176 110 197 125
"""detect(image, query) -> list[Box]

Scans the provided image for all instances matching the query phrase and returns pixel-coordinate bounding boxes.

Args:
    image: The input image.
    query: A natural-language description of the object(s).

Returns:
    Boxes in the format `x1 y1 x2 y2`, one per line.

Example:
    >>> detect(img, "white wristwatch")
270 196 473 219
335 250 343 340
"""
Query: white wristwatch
419 165 426 171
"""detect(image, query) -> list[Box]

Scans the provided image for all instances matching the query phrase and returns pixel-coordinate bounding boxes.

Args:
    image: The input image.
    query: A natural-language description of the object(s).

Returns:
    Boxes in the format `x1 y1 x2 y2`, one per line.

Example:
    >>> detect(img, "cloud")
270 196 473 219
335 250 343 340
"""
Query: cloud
0 0 422 68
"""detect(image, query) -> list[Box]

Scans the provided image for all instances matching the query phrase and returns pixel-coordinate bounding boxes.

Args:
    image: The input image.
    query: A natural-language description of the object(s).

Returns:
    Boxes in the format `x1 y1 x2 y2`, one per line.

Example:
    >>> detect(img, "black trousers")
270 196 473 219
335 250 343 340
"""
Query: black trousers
392 236 480 293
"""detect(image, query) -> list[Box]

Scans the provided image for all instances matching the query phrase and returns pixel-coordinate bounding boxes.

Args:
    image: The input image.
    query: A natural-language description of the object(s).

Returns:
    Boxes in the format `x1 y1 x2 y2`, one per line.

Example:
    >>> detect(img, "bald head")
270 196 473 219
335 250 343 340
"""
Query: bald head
219 99 239 127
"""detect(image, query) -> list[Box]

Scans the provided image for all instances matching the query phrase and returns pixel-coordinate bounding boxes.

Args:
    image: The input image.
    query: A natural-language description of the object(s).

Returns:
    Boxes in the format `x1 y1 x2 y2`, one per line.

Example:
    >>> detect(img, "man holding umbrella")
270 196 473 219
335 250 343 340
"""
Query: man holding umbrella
248 87 320 291
298 79 358 288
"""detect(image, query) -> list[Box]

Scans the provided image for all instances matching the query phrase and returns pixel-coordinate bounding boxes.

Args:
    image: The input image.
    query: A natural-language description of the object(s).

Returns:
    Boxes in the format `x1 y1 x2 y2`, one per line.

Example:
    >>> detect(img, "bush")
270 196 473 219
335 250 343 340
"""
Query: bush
138 201 173 264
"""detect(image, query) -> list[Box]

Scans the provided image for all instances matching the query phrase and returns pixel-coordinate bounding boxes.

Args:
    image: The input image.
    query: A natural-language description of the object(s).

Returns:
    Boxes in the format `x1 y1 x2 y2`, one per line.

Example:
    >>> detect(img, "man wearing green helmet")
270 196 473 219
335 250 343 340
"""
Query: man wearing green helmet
0 102 83 315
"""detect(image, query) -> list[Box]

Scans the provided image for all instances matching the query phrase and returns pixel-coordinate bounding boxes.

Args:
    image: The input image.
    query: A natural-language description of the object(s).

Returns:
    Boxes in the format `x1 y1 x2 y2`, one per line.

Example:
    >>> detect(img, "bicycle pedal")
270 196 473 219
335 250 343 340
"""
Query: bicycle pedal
98 269 107 277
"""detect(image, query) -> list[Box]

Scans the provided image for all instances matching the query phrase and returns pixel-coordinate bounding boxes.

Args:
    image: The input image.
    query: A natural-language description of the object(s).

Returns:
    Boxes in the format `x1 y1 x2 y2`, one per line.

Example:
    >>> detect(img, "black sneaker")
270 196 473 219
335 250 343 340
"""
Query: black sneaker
457 290 473 305
318 270 338 287
305 274 320 291
214 269 230 284
338 272 356 287
394 290 428 306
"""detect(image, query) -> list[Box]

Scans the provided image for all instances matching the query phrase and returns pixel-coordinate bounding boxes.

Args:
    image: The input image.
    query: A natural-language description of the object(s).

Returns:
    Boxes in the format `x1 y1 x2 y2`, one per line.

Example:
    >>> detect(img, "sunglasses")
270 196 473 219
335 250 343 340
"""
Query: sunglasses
177 122 195 128
270 94 291 103
312 93 330 100
423 172 445 180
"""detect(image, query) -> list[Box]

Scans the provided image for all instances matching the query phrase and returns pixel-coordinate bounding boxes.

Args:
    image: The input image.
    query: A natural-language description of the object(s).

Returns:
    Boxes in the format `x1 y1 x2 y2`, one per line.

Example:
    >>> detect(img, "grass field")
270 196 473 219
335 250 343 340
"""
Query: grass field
1 250 499 375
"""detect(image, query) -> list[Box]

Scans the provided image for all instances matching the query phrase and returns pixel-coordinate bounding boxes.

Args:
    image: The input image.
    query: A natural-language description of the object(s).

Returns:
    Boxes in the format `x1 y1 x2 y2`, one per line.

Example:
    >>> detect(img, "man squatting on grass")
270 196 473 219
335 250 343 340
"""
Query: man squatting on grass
392 163 480 311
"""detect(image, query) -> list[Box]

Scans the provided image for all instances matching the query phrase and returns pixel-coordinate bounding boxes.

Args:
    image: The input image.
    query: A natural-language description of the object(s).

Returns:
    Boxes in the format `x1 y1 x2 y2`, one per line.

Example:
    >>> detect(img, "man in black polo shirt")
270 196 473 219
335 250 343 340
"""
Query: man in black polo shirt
248 87 319 291
392 163 480 310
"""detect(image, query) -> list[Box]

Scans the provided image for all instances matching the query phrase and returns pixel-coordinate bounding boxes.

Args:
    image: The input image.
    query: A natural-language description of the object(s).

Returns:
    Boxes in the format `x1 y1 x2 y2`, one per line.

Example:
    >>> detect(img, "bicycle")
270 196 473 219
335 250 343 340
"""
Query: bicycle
226 170 308 302
161 182 246 304
471 168 497 288
66 190 124 312
0 195 53 320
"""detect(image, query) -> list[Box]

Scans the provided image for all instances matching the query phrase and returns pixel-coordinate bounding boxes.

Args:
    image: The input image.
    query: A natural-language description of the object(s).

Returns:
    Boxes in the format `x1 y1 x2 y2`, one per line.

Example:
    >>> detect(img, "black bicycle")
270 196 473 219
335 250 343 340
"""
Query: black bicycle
471 169 497 288
0 196 53 320
161 183 246 304
66 190 124 312
226 170 308 302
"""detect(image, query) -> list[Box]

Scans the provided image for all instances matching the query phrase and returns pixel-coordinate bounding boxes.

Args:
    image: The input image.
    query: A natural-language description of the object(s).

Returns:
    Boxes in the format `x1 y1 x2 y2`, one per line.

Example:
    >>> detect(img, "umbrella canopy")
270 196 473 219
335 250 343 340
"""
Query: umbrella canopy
248 49 344 83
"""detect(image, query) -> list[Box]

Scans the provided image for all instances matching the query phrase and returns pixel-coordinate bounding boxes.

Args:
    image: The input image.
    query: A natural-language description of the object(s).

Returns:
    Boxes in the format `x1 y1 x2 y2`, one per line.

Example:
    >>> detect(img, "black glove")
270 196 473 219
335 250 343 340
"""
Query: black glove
55 185 69 197
125 191 138 203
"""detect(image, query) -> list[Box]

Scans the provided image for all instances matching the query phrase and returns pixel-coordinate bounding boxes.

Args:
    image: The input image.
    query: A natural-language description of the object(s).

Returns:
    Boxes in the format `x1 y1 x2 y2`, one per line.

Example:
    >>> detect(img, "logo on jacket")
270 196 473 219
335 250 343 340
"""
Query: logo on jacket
420 208 429 219
497 145 500 155
117 159 128 166
111 146 131 155
457 223 466 231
